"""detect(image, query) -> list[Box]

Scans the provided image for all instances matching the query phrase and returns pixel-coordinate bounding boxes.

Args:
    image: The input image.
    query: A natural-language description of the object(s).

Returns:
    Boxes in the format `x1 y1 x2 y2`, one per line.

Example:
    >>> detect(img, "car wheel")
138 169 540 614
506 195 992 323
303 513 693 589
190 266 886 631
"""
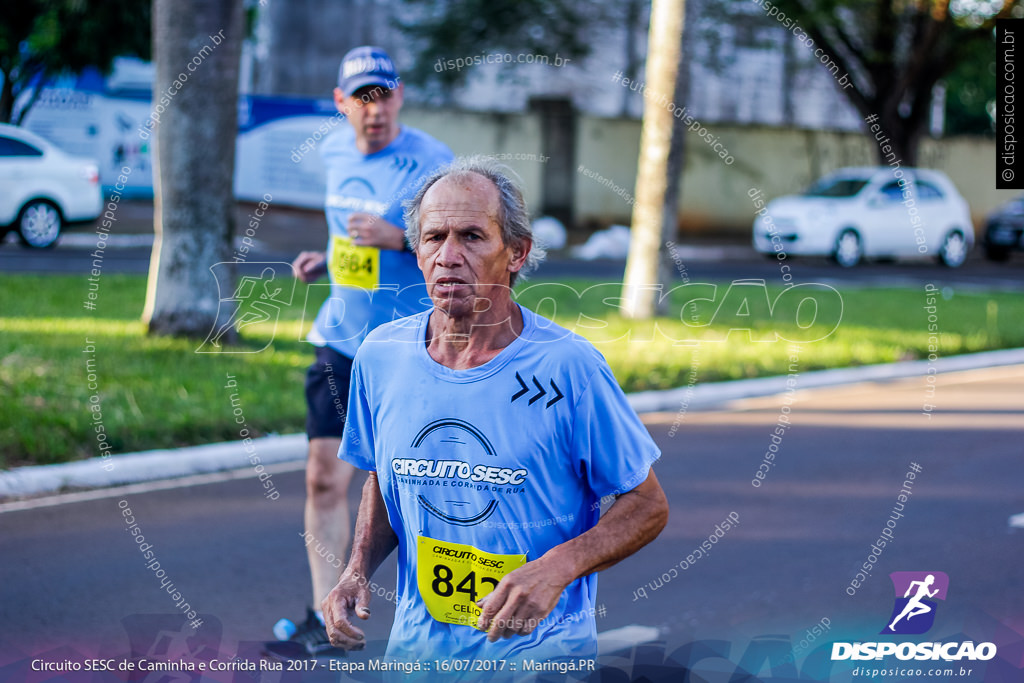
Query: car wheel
937 230 967 268
832 229 862 267
984 244 1011 262
17 200 62 249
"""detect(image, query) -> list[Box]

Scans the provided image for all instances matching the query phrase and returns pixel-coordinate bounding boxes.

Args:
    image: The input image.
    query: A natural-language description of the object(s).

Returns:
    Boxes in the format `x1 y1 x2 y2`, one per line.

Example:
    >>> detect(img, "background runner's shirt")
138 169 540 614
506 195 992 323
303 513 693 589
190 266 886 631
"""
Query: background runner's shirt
309 125 453 358
339 305 661 664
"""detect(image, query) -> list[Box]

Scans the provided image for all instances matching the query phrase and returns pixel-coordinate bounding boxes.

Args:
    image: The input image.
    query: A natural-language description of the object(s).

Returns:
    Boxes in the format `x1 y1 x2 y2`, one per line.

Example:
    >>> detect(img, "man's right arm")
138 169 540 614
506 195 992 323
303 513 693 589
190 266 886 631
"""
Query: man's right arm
322 472 398 649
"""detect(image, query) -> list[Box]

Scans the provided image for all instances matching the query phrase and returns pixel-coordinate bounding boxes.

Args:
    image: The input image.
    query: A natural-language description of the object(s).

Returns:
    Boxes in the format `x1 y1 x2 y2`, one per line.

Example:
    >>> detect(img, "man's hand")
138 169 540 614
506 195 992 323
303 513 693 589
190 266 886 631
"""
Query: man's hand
348 213 407 250
475 556 571 642
475 470 667 643
292 251 327 283
321 570 373 650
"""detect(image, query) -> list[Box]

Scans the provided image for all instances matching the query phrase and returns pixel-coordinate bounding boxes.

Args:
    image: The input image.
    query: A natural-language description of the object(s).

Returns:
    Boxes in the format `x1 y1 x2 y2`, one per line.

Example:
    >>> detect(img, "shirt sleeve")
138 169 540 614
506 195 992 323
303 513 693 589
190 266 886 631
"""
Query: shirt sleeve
338 357 377 471
570 361 661 499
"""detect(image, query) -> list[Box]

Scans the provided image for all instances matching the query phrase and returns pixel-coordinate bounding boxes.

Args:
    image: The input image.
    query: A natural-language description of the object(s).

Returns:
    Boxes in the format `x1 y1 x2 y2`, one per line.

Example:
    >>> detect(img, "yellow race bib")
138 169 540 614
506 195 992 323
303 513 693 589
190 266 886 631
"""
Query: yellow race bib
417 536 526 629
329 235 379 289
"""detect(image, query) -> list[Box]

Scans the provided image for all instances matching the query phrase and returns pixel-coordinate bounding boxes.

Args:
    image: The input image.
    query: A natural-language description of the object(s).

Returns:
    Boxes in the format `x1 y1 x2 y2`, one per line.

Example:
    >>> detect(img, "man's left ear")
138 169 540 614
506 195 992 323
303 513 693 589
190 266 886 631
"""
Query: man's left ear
508 237 531 275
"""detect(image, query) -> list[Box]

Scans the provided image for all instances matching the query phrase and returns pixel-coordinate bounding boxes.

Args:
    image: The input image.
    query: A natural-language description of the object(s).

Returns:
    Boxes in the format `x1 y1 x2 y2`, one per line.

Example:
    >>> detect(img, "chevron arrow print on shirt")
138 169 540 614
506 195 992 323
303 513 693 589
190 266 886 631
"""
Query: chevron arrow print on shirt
511 371 564 408
390 156 419 173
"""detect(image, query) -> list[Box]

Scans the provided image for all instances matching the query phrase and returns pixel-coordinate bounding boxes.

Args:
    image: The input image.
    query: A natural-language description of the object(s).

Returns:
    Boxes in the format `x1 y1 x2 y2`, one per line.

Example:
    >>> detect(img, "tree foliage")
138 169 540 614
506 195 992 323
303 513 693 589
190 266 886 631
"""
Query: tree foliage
0 0 150 124
767 0 1018 164
943 33 996 135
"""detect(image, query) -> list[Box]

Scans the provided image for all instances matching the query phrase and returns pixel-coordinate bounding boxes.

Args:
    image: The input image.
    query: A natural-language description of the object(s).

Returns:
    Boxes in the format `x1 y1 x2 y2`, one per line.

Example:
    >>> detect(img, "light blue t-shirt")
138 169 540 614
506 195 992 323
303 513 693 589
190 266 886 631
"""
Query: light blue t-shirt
309 125 453 357
339 305 661 666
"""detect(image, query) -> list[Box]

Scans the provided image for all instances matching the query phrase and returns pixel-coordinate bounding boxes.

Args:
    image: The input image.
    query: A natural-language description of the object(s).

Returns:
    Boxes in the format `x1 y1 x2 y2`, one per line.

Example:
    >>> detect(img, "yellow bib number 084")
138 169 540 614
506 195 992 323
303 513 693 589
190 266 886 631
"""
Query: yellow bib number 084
329 235 379 290
417 536 526 630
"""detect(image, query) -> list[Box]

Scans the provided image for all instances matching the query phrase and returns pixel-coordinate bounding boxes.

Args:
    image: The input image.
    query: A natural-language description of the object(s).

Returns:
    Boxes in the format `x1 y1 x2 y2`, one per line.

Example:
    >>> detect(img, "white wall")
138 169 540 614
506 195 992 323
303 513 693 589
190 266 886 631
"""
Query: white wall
406 107 1005 233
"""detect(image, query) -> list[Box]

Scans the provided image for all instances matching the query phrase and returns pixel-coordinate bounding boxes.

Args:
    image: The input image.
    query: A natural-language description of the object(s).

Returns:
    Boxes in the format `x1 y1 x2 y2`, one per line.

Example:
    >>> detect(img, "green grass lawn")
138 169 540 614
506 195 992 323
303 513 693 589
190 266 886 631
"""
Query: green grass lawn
2 273 1021 468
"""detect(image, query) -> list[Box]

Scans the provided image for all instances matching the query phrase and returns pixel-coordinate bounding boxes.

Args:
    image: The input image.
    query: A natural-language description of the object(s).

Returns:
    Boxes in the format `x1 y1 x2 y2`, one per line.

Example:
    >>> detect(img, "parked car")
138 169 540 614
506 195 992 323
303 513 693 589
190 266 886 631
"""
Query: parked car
752 167 974 267
982 195 1024 261
0 123 102 248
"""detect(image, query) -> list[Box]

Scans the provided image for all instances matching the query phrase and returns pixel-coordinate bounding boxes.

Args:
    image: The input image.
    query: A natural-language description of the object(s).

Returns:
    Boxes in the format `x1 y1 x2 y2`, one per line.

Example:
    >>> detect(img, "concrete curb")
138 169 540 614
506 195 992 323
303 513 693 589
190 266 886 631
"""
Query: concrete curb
628 347 1024 413
0 434 306 500
3 348 1022 501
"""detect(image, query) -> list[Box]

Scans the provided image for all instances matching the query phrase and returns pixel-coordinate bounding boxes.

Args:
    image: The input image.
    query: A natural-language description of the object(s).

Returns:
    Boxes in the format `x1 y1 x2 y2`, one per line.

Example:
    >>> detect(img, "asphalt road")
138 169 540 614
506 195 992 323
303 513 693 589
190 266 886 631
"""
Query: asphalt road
1 366 1021 682
3 240 1024 293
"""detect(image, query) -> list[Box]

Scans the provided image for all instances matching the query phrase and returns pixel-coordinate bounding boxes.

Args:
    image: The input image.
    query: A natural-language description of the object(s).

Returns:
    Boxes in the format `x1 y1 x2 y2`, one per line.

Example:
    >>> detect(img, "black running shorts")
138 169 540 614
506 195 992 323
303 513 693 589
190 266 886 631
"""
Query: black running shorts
304 345 354 439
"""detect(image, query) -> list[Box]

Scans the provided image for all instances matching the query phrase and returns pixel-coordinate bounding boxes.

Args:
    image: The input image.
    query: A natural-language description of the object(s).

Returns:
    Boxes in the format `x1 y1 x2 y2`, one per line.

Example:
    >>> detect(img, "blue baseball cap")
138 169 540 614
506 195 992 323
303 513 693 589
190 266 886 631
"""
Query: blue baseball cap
338 46 400 96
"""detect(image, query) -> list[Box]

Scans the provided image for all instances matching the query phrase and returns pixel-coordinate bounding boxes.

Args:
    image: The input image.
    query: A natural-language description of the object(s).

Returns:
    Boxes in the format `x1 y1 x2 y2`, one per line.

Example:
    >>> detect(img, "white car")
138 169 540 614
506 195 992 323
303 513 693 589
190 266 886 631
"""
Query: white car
753 167 974 267
0 123 102 248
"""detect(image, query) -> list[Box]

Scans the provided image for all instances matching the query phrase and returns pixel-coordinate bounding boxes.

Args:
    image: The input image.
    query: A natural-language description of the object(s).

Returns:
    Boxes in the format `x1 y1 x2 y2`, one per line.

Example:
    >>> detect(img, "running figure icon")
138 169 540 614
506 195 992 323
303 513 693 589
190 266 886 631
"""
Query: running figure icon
888 574 939 631
208 267 288 348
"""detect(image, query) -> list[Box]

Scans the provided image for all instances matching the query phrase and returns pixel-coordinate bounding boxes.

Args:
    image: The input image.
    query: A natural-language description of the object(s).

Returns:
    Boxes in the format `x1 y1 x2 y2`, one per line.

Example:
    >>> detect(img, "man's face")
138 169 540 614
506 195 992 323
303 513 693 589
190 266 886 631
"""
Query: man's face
334 83 403 154
416 174 529 320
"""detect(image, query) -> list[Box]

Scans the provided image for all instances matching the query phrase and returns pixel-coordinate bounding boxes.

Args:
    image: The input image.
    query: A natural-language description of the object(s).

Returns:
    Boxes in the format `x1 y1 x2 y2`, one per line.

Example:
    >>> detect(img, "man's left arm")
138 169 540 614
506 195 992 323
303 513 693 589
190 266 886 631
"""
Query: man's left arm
476 469 668 641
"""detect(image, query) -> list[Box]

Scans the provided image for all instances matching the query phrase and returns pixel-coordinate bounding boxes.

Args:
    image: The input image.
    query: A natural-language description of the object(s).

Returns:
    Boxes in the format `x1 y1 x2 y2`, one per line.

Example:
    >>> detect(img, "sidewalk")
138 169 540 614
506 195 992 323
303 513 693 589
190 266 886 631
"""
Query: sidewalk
3 347 1022 502
57 199 330 254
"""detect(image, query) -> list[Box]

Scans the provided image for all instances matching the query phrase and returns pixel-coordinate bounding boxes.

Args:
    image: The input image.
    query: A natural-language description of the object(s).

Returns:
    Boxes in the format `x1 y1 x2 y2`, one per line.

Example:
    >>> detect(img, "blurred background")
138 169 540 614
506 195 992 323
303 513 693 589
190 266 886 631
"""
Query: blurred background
0 0 1011 238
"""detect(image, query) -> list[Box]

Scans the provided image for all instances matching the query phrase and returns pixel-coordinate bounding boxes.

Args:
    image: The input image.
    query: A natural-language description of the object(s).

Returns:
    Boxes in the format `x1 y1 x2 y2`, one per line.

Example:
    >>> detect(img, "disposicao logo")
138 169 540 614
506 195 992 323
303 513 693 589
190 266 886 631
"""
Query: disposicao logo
831 571 997 663
881 571 948 635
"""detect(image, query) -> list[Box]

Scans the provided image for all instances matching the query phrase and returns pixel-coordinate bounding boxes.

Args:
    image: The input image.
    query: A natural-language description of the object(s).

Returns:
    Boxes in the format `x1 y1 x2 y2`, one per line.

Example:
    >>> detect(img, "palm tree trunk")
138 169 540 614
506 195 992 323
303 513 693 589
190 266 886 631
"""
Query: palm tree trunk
621 0 687 320
142 0 243 338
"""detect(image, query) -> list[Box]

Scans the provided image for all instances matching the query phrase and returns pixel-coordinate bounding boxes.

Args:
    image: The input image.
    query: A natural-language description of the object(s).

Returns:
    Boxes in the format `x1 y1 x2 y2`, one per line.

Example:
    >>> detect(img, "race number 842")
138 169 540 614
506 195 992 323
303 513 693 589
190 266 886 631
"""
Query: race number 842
417 536 526 630
431 563 497 602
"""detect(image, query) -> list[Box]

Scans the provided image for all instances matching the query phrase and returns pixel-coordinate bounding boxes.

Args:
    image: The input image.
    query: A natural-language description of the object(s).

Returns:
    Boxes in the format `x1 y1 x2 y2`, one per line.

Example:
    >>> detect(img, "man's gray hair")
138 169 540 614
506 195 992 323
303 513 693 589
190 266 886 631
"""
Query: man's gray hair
403 155 545 286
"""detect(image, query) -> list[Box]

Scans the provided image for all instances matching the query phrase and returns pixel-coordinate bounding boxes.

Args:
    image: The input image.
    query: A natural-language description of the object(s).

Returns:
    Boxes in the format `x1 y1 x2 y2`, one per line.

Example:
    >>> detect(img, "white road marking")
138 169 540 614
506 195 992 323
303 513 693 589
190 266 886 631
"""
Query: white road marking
598 624 661 653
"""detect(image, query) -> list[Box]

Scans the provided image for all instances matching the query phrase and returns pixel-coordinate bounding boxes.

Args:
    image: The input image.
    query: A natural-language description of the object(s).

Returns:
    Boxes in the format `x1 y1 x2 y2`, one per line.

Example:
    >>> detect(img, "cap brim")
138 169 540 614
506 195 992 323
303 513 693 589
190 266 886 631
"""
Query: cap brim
341 75 397 96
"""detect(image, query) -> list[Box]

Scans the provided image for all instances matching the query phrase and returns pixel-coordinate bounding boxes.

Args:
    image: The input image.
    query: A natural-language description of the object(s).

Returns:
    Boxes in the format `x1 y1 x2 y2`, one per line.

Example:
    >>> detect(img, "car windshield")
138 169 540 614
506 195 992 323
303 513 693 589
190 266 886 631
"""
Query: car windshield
803 177 869 198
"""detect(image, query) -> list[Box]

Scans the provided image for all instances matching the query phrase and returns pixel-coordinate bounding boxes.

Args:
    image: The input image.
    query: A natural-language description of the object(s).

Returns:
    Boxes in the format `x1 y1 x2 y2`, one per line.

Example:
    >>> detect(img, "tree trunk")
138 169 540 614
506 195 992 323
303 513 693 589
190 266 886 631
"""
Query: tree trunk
781 29 798 125
14 82 45 126
620 0 646 117
0 70 14 124
142 0 243 338
867 97 931 167
879 116 917 167
621 0 687 320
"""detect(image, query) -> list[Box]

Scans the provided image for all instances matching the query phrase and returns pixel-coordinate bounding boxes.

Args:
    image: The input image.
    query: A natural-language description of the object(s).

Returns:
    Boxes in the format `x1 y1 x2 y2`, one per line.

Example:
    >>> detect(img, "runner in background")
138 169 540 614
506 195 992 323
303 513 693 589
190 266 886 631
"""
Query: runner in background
275 45 453 656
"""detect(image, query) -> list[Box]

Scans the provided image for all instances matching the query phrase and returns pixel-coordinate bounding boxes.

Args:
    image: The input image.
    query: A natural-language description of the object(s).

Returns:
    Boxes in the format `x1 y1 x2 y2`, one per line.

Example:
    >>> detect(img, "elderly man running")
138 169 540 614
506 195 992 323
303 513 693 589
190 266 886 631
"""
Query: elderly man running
323 156 669 671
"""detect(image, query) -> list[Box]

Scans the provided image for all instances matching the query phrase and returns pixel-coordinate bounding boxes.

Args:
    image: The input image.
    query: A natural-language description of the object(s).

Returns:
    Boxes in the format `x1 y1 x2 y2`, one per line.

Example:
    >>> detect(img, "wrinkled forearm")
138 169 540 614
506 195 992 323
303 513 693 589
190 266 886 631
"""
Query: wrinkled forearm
540 469 668 585
346 472 398 580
